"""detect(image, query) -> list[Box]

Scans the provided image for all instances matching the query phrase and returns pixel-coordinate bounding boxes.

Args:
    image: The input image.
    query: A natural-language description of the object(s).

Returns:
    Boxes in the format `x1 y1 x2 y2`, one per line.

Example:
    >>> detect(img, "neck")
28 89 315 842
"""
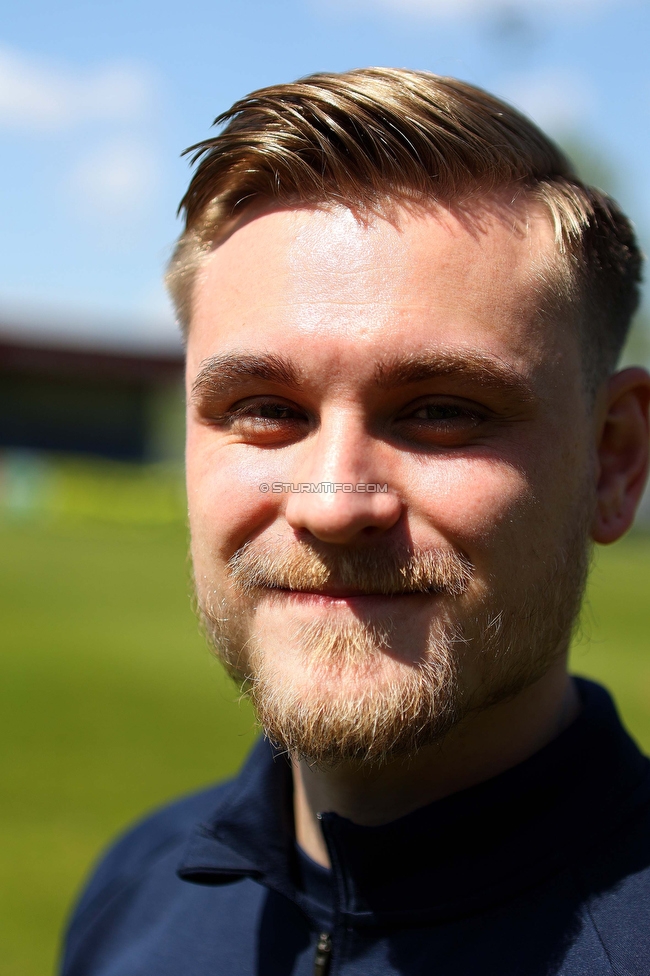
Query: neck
293 661 580 867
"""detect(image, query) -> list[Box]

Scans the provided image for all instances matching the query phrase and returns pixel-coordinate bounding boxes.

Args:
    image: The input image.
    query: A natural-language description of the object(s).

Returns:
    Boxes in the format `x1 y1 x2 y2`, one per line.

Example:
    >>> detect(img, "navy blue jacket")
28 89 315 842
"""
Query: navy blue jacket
61 678 650 975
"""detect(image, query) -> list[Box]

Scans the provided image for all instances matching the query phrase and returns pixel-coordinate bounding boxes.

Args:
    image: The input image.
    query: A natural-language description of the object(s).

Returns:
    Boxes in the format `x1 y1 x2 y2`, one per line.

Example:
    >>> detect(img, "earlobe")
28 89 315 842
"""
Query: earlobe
592 367 650 545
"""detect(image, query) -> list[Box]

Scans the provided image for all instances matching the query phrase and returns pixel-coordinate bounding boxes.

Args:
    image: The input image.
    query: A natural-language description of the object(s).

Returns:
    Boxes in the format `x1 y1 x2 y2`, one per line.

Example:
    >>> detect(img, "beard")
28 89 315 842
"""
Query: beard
197 519 591 768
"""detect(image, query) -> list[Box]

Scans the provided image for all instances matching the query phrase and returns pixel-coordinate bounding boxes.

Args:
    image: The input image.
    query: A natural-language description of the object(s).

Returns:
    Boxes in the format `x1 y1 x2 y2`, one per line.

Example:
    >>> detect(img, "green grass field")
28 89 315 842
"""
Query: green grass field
1 514 650 976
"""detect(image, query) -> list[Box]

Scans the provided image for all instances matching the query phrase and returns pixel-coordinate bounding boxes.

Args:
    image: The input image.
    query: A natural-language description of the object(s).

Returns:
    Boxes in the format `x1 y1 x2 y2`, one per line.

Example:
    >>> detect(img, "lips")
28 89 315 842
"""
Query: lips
272 585 426 598
282 585 379 597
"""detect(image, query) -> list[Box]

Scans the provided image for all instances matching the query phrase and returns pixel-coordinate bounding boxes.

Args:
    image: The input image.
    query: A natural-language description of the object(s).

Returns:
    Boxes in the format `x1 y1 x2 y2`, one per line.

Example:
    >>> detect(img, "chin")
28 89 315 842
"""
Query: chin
231 616 466 766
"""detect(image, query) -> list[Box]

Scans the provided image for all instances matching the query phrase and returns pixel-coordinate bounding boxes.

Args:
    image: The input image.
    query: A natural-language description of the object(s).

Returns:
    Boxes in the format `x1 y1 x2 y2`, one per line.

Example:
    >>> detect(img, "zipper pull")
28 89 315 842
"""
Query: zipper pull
313 931 332 976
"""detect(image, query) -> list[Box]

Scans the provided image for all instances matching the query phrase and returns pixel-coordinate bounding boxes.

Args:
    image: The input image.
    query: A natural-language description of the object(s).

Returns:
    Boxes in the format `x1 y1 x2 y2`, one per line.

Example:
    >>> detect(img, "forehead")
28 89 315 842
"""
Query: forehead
188 202 571 381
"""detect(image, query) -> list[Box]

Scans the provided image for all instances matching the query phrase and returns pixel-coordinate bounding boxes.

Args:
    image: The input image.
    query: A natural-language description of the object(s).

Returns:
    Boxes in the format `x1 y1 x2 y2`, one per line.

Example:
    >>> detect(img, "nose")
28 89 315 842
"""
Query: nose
284 409 403 544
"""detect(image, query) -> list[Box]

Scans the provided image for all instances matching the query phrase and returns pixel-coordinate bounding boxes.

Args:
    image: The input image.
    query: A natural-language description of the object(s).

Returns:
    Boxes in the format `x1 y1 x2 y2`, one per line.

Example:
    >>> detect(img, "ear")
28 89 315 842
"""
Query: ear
592 366 650 544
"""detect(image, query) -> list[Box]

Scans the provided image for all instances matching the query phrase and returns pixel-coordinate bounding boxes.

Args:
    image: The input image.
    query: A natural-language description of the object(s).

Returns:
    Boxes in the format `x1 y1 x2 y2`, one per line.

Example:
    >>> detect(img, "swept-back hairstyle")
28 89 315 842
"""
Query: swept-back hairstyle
166 67 641 385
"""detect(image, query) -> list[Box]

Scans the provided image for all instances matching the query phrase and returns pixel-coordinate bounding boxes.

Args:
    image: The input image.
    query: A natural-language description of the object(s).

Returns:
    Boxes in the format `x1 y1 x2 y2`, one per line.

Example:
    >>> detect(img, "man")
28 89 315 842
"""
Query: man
61 68 650 975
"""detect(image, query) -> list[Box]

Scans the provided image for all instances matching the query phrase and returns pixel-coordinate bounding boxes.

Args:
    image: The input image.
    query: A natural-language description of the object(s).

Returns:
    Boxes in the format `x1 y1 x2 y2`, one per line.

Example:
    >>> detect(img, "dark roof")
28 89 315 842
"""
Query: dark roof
0 336 184 384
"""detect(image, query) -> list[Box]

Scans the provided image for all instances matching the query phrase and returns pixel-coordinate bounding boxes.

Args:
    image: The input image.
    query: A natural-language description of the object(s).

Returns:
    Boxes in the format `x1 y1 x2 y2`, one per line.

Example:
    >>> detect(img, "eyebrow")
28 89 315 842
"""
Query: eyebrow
191 349 535 405
374 352 535 403
191 353 303 401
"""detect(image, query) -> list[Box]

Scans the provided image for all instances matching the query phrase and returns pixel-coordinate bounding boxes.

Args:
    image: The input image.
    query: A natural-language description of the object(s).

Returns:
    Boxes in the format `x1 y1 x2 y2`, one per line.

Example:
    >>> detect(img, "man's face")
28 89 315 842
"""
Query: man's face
186 202 595 764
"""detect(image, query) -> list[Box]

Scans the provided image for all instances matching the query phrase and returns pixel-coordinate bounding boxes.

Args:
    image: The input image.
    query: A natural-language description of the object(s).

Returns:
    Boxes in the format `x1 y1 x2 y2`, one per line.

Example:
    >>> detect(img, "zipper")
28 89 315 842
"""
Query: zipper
313 931 332 976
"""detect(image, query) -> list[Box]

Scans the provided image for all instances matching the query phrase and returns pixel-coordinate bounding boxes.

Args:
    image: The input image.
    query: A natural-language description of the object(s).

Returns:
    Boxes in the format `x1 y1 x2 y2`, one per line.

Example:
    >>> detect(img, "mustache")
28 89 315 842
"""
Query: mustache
227 537 473 597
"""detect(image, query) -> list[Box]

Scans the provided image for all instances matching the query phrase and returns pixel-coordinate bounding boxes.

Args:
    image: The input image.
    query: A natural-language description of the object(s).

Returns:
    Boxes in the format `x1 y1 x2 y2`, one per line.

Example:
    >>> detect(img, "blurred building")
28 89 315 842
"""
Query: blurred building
0 330 184 462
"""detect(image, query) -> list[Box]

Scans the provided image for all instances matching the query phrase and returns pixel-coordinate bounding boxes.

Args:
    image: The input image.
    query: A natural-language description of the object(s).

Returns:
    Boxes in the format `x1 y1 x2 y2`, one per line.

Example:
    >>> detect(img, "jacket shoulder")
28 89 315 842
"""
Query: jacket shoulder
67 779 234 930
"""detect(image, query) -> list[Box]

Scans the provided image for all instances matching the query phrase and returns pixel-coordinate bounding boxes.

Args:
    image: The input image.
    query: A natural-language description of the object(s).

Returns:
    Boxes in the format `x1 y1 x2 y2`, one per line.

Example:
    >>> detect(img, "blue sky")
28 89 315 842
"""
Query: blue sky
1 0 649 350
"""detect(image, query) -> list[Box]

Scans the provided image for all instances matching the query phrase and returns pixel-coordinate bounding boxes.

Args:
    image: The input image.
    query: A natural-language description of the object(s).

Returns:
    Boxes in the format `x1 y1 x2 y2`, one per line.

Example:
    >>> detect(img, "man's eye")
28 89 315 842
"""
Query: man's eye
396 400 488 445
208 399 303 424
402 403 481 424
215 399 308 437
246 403 299 420
410 404 468 421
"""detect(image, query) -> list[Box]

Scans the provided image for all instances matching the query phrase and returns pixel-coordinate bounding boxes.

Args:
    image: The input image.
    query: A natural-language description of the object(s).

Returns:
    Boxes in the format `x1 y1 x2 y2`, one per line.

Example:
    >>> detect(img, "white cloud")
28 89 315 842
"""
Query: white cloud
69 138 160 217
0 46 151 132
321 0 613 21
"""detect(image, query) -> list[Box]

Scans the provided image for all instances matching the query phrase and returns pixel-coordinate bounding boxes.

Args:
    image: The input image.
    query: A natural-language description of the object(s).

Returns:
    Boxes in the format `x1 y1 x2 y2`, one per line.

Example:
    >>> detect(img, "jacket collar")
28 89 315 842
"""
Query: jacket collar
178 678 650 927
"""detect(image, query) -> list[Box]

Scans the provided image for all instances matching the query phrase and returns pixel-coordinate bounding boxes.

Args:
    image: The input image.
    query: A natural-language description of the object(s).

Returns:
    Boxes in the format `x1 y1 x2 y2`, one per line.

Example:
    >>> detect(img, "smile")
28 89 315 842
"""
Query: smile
269 587 433 607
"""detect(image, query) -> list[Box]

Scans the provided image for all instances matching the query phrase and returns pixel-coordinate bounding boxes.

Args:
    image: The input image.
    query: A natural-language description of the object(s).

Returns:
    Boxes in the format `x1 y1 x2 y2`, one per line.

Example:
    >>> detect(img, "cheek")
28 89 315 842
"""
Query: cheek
406 449 589 598
186 428 296 567
405 457 539 551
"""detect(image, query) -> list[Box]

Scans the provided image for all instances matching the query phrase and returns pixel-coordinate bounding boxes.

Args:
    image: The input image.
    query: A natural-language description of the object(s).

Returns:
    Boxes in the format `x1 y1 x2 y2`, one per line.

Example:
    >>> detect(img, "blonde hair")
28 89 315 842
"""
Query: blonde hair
166 67 641 383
